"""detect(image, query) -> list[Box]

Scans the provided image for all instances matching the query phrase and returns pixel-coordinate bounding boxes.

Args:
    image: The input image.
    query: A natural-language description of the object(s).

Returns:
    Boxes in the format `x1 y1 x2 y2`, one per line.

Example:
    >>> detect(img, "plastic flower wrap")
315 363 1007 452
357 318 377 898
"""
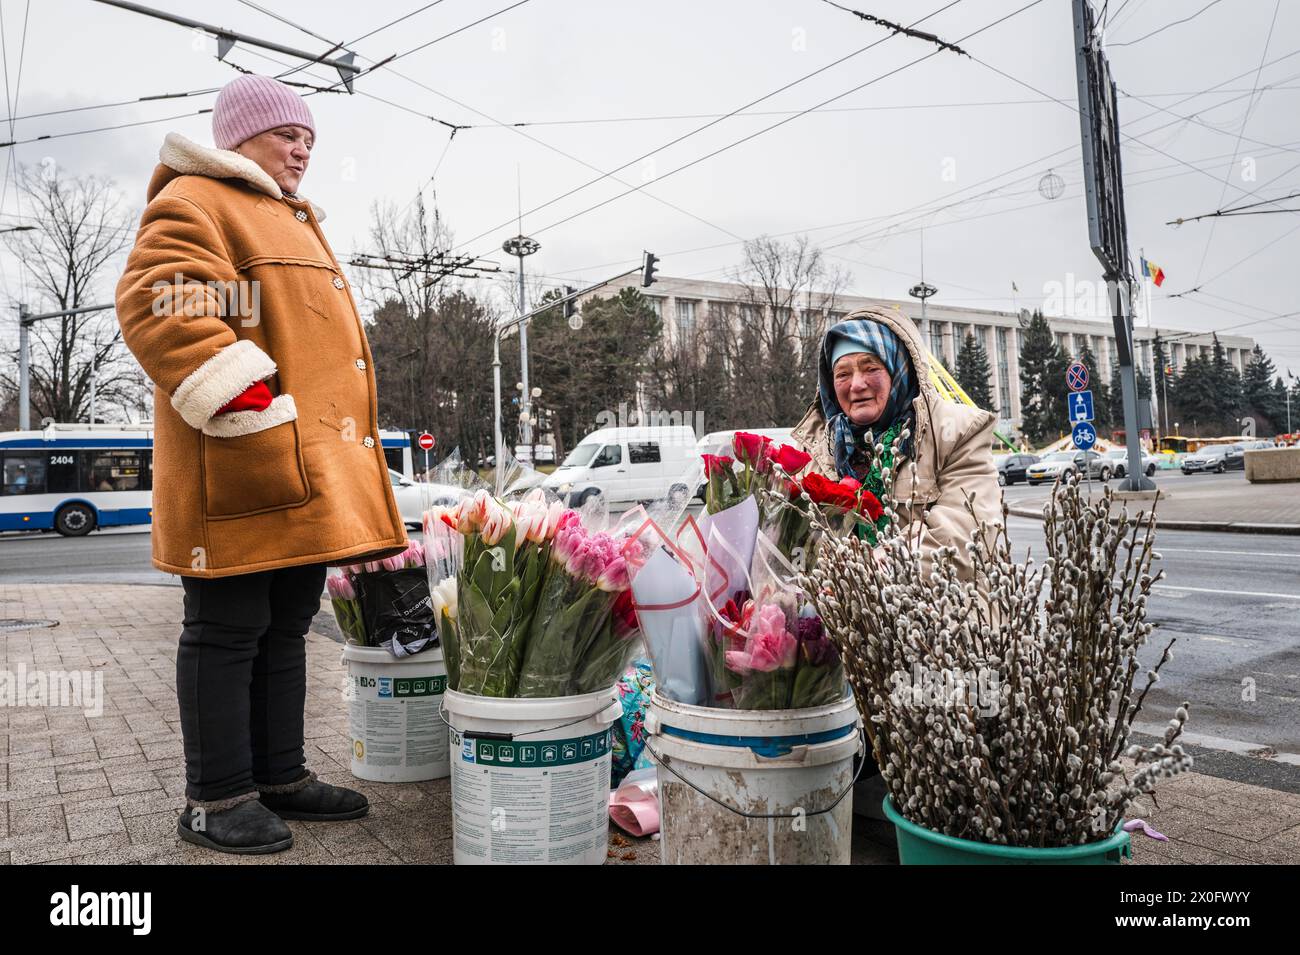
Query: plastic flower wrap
763 471 885 574
726 599 799 709
350 540 439 657
441 489 567 696
789 609 846 708
707 533 845 710
326 571 367 646
422 502 467 686
515 512 641 697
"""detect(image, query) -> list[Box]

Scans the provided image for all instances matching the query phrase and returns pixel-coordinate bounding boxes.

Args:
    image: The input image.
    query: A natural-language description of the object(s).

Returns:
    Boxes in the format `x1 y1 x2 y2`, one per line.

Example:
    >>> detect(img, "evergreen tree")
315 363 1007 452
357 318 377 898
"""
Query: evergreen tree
1075 339 1109 429
1242 345 1282 432
1017 311 1068 446
1175 354 1219 434
1209 334 1243 428
954 331 996 412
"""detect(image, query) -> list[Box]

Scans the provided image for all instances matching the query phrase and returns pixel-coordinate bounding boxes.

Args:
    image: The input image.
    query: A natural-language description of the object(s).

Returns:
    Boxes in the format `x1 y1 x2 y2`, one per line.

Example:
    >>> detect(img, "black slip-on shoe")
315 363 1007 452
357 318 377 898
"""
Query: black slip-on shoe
177 798 294 855
258 776 370 822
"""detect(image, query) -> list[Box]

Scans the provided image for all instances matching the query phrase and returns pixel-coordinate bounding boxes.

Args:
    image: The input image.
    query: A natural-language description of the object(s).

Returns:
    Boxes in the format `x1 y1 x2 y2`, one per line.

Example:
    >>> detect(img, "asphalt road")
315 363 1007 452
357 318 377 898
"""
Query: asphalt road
4 474 1297 760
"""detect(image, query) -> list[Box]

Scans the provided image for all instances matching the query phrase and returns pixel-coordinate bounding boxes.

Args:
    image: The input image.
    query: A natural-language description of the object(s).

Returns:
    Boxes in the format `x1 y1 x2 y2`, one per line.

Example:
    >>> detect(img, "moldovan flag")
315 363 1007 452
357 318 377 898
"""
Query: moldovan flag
1141 256 1165 287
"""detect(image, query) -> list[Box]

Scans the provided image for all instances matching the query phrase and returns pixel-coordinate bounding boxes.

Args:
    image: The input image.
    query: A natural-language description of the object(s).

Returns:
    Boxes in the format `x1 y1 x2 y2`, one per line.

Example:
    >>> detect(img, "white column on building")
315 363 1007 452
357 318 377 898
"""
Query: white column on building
1009 325 1023 422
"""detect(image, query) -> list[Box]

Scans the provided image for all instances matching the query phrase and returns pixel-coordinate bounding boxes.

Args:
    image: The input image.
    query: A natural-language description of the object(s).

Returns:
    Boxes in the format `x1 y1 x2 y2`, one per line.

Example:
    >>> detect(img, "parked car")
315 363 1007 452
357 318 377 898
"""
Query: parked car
388 469 463 528
1224 440 1274 470
1025 450 1111 486
996 453 1040 486
542 425 699 507
1101 447 1159 478
1180 444 1234 474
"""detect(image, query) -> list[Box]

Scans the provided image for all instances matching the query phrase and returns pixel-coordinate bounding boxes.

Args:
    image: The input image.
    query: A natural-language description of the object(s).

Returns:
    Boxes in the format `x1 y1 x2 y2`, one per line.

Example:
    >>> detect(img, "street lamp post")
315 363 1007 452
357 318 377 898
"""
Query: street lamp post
502 234 540 459
908 281 937 353
490 257 654 485
15 300 114 430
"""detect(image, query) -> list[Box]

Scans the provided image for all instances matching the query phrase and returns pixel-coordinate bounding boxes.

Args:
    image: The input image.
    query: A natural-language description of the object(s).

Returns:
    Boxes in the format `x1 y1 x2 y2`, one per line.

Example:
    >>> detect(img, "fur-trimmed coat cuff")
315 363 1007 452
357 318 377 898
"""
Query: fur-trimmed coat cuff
202 393 297 438
170 339 277 430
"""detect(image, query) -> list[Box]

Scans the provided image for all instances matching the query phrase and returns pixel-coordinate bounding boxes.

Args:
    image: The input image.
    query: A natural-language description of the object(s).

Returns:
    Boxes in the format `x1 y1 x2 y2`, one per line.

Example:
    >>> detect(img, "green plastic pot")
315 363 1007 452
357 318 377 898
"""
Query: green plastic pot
883 796 1132 865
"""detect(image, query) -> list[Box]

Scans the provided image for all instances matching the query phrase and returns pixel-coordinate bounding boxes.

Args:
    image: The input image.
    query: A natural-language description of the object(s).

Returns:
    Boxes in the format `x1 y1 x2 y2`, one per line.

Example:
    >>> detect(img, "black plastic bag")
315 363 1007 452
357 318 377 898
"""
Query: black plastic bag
355 568 439 657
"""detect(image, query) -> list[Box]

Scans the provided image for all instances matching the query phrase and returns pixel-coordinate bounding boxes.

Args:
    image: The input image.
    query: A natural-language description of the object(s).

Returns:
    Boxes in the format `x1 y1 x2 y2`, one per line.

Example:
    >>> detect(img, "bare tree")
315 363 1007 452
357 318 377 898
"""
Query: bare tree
1 164 136 422
719 235 851 426
358 197 501 461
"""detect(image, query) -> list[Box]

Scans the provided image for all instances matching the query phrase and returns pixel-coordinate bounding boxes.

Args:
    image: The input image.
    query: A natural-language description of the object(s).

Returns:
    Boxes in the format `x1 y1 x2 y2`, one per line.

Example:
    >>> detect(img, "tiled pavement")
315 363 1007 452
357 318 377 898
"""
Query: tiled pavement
2 583 1297 865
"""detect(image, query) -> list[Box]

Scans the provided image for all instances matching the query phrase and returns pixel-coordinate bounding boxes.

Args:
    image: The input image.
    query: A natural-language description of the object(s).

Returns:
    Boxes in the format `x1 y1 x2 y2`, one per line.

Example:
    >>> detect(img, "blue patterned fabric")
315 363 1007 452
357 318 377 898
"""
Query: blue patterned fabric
818 317 918 478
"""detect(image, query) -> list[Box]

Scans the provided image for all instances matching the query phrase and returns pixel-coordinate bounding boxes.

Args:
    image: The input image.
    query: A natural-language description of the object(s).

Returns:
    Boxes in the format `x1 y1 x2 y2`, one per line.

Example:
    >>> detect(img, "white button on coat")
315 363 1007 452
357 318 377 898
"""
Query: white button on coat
333 276 345 289
355 358 366 370
295 209 308 222
363 436 375 448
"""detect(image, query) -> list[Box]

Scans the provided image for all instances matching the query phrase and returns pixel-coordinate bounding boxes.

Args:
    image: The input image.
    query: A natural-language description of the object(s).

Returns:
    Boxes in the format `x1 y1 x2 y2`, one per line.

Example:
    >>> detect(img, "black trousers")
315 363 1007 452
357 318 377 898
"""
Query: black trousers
177 563 327 804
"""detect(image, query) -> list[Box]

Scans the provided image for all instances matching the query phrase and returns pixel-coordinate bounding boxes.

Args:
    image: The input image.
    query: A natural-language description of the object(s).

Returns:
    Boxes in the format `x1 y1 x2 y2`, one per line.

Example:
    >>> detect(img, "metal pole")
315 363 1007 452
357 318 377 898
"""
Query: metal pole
492 328 503 472
90 361 97 424
1113 278 1154 492
18 304 30 430
15 302 113 431
517 251 531 453
488 261 643 473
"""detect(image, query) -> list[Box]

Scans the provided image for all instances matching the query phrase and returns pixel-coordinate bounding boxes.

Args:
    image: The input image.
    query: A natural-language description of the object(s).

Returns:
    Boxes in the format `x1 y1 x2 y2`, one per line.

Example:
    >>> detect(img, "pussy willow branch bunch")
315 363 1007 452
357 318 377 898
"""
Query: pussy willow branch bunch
798 433 1192 848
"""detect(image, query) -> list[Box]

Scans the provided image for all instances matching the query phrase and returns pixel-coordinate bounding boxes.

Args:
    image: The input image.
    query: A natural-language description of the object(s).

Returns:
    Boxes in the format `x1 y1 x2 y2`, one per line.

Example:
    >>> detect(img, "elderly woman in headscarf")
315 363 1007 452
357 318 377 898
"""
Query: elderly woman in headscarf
790 307 1002 579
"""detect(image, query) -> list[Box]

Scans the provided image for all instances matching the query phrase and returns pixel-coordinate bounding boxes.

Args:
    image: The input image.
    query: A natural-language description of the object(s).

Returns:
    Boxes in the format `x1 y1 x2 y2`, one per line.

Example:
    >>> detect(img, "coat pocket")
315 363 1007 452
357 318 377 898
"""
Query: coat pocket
201 395 311 519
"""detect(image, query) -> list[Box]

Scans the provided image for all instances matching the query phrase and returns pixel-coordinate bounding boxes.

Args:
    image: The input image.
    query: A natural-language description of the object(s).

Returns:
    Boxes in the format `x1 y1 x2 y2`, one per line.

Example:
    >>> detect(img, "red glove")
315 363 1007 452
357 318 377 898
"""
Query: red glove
216 380 274 414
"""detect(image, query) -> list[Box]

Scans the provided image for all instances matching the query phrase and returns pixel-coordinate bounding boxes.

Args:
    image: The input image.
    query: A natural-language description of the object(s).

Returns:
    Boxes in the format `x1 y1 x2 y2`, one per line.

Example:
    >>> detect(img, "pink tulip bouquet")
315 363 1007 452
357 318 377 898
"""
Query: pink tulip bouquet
326 571 366 645
440 489 565 696
515 512 640 697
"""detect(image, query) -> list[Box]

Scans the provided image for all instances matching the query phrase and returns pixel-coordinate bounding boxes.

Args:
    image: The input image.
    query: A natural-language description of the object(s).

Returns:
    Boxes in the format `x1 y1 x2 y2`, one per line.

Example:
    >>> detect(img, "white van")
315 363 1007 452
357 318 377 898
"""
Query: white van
542 426 698 506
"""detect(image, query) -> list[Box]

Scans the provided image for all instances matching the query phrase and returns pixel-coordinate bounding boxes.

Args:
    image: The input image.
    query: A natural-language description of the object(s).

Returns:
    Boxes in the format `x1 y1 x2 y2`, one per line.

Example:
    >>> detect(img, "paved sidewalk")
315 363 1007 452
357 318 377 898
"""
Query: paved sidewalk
2 583 1298 865
1008 476 1300 534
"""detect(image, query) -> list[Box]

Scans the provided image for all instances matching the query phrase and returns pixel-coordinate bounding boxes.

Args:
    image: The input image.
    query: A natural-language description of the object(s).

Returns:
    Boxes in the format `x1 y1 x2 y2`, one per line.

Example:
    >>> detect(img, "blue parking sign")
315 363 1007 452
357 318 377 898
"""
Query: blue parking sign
1072 421 1097 450
1068 390 1095 423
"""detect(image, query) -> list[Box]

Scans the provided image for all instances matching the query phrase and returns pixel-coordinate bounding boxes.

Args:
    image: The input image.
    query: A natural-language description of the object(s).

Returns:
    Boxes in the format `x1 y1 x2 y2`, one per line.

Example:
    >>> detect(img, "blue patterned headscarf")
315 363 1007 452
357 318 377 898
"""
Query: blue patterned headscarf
818 317 918 478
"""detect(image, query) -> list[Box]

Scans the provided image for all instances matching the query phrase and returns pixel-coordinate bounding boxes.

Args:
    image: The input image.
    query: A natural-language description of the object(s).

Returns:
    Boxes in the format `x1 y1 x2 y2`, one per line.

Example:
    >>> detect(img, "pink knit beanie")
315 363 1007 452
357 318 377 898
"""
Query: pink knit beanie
212 75 316 151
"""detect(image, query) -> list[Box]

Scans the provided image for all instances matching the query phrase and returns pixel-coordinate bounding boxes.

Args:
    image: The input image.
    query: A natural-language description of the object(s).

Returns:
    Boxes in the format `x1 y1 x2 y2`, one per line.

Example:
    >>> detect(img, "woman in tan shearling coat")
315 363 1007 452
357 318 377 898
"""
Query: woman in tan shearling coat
116 75 406 854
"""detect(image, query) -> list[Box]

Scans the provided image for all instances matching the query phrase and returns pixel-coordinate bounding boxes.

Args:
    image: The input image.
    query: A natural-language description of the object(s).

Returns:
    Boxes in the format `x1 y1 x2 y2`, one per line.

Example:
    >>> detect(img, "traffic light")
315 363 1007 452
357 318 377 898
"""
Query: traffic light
1164 364 1174 381
641 251 659 287
563 286 577 319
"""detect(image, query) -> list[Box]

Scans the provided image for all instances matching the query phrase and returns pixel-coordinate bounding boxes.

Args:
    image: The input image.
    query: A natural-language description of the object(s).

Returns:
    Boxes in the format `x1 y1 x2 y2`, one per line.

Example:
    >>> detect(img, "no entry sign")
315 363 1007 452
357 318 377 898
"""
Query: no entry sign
1067 361 1089 392
418 432 435 451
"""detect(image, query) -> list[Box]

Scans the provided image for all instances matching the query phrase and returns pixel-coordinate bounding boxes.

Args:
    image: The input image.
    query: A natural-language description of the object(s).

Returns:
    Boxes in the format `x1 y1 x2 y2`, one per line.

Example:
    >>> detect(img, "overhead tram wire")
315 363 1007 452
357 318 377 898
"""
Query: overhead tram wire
233 44 748 246
1107 0 1227 48
233 0 976 256
554 52 1300 287
953 42 1300 248
453 0 1048 264
547 125 1300 287
763 48 1300 268
237 0 764 245
1192 0 1282 285
441 0 970 256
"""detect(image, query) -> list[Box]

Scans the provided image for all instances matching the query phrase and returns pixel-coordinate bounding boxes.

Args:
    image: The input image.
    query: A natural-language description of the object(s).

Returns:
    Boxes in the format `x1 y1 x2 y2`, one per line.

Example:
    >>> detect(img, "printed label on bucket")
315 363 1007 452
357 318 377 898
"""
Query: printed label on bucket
450 728 612 864
458 730 609 767
349 673 448 769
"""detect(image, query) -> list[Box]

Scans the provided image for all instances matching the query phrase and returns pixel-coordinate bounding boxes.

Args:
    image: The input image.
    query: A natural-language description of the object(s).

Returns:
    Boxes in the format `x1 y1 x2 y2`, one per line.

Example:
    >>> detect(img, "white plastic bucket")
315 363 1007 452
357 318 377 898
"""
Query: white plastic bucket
342 644 449 783
645 691 863 865
443 687 623 865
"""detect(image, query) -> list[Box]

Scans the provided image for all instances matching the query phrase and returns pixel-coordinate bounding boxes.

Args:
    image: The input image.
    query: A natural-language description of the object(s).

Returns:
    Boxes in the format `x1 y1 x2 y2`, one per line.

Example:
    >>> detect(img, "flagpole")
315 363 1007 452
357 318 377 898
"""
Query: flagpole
1141 247 1159 451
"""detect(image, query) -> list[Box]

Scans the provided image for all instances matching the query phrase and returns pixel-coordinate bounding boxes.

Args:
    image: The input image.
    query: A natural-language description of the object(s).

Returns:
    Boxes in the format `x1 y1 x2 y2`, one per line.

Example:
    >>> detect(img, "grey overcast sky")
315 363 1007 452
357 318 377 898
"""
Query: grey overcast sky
4 0 1300 375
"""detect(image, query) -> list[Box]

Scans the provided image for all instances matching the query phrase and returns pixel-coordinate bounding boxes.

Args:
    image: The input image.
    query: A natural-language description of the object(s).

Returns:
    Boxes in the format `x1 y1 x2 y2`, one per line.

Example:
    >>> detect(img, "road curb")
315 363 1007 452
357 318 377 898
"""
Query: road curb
1006 506 1300 536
